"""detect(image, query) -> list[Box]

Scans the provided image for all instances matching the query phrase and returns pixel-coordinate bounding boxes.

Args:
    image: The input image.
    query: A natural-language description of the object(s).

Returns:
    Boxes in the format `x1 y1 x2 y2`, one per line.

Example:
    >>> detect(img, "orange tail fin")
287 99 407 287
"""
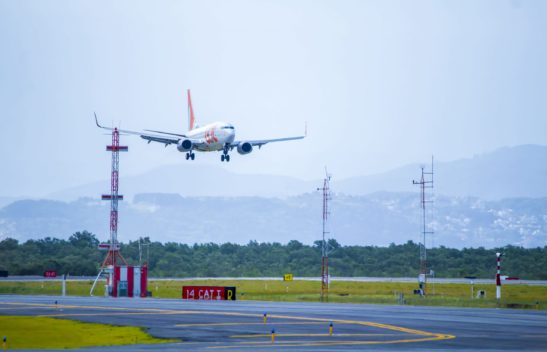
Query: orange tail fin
187 89 196 131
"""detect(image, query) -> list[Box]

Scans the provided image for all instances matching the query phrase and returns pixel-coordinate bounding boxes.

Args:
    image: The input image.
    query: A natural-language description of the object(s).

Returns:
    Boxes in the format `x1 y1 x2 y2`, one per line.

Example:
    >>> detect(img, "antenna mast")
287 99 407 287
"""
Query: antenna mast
317 168 332 302
101 128 129 268
412 156 434 295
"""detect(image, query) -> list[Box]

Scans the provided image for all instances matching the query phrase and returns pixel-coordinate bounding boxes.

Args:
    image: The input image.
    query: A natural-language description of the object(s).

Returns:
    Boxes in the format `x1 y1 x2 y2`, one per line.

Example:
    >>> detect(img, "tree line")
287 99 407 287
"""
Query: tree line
1 231 545 279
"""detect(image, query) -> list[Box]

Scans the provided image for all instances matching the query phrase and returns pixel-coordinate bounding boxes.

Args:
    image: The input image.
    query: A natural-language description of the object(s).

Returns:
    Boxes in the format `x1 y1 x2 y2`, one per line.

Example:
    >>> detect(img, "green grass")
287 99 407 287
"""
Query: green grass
148 279 547 309
1 279 546 309
0 316 175 349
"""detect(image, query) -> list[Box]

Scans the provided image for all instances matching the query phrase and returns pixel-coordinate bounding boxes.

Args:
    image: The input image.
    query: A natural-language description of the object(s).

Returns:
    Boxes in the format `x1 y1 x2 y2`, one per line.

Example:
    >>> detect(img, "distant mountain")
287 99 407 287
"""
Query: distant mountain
337 144 547 200
48 164 315 201
3 145 546 249
46 144 547 201
0 197 23 209
1 192 546 248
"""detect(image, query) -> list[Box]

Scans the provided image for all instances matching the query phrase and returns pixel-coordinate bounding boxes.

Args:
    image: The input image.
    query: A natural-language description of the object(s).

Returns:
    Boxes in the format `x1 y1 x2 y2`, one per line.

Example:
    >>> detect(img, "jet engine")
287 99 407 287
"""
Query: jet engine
177 139 193 152
237 142 253 155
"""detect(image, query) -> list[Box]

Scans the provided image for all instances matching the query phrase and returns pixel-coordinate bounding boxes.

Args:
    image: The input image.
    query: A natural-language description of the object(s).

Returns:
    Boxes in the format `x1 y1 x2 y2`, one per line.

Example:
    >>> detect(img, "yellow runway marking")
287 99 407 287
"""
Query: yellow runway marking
0 306 59 310
209 335 455 349
232 333 398 338
175 321 345 327
41 312 193 317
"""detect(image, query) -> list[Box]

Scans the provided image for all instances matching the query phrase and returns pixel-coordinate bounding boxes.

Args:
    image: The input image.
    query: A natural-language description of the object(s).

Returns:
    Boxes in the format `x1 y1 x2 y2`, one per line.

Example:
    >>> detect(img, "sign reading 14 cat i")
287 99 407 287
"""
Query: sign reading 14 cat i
182 286 236 300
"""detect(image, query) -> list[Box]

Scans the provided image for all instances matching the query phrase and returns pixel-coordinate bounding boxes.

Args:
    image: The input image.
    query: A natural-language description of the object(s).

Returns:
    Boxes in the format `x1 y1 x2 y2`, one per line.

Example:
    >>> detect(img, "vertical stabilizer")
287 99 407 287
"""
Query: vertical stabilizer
187 89 196 131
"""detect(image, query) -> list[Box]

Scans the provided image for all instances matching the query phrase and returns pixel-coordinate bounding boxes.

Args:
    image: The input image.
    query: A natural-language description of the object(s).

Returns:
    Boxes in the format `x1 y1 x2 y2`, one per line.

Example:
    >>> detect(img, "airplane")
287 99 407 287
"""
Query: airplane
95 90 306 162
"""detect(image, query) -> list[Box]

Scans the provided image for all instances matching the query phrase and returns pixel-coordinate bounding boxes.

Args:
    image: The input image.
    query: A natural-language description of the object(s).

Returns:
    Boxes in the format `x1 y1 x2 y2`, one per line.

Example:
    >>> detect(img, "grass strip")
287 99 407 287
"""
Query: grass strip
0 316 176 349
1 279 546 309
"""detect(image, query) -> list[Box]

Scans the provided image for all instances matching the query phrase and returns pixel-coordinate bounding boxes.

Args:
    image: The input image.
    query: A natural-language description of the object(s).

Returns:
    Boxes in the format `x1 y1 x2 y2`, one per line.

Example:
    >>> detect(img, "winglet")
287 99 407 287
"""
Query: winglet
94 112 103 128
187 89 196 131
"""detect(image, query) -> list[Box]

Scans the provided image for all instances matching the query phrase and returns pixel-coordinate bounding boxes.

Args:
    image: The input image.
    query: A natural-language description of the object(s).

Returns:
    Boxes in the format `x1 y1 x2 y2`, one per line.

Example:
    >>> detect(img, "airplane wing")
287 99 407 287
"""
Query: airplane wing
230 135 305 149
230 123 307 149
95 113 191 146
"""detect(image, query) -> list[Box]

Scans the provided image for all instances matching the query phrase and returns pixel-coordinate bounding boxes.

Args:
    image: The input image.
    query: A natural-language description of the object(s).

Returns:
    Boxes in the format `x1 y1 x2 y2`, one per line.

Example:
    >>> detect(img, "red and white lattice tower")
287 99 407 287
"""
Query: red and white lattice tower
496 252 502 300
101 128 128 268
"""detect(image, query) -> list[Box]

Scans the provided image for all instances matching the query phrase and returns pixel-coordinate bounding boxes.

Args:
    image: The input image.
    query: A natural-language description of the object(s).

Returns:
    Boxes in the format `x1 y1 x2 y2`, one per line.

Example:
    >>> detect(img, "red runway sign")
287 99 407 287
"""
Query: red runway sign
182 286 236 300
43 270 57 278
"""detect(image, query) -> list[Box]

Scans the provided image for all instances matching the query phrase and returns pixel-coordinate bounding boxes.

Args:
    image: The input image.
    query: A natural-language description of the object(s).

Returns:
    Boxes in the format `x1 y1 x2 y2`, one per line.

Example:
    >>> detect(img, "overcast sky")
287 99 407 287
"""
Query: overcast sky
1 0 546 197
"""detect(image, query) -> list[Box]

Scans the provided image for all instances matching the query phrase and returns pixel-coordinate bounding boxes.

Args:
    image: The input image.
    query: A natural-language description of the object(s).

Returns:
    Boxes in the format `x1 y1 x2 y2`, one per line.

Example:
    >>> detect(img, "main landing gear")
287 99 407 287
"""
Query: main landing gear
221 145 230 162
185 152 195 160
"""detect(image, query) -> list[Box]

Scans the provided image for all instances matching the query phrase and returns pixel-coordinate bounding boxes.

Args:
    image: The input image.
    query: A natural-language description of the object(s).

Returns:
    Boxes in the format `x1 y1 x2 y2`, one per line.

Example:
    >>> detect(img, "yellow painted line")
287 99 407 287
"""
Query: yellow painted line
1 303 333 322
3 302 214 316
251 314 438 336
1 302 171 312
206 314 455 349
214 338 400 345
175 321 343 327
209 334 456 349
40 311 195 317
231 333 398 338
0 307 53 310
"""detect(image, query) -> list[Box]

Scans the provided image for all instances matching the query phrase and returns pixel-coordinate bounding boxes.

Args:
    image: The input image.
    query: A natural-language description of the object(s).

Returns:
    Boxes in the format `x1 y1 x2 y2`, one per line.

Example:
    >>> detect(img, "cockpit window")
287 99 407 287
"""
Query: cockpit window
222 126 235 129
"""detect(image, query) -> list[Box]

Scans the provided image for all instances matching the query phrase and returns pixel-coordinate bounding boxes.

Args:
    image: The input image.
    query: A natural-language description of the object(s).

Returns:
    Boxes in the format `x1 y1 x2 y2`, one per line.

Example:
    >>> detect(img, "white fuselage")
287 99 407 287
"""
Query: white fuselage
187 122 236 152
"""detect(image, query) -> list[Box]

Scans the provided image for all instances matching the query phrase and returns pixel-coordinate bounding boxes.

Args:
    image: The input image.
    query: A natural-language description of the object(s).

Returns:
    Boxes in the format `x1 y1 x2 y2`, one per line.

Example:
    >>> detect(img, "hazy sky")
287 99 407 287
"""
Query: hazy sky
1 0 546 197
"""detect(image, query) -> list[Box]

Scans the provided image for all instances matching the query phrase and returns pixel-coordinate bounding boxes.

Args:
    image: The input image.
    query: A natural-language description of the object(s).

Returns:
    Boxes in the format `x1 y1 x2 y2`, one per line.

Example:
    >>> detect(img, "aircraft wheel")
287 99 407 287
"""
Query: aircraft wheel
226 155 230 162
186 153 190 160
191 153 195 160
221 154 225 162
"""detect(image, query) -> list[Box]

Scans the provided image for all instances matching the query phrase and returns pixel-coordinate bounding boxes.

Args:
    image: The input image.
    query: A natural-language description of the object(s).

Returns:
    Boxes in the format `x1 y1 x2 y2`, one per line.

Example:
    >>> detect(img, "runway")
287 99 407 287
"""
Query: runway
0 295 546 351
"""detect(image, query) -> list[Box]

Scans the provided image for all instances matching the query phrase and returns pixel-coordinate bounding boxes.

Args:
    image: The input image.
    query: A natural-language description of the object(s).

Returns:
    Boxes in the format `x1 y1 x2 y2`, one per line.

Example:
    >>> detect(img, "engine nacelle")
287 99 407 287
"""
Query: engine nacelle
237 142 253 155
177 139 193 152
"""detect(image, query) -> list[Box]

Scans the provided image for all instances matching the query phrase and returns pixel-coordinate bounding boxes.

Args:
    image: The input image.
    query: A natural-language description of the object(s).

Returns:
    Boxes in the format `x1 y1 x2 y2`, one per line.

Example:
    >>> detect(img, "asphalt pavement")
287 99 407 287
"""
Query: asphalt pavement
0 295 546 351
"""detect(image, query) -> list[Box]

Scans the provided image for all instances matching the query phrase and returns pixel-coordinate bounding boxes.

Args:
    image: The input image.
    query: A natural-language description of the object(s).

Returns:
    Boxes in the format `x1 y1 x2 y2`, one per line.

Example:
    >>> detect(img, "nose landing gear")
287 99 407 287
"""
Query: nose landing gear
221 145 230 162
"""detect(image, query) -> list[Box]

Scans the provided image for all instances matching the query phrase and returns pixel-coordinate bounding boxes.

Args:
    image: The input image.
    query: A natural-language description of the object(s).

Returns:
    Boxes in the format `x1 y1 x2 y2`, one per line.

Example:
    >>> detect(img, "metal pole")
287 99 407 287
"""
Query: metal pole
317 169 332 303
62 274 66 297
413 157 434 296
496 252 502 300
471 281 474 299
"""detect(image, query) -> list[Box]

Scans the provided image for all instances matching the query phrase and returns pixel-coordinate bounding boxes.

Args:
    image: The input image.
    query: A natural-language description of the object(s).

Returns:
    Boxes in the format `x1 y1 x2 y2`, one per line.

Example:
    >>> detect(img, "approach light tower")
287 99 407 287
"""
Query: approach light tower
317 168 332 302
101 127 128 268
412 157 434 295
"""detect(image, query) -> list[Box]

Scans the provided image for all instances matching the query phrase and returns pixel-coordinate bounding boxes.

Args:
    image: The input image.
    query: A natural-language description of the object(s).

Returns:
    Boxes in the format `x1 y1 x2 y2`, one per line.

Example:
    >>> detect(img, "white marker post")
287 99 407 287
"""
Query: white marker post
496 253 502 300
62 274 67 297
